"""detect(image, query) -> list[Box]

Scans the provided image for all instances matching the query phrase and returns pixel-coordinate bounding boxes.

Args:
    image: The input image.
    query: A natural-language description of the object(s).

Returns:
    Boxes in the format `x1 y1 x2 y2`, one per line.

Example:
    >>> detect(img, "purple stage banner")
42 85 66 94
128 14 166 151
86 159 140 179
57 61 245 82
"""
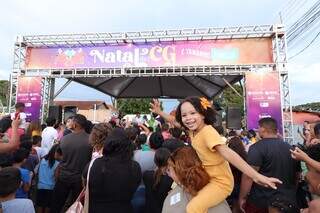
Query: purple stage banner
246 72 283 134
25 38 273 69
17 77 42 122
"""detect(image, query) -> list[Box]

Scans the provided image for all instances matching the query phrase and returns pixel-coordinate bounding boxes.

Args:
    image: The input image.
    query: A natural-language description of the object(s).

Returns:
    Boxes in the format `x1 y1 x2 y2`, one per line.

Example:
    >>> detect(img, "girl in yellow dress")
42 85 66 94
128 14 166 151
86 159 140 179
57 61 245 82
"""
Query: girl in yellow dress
151 97 281 213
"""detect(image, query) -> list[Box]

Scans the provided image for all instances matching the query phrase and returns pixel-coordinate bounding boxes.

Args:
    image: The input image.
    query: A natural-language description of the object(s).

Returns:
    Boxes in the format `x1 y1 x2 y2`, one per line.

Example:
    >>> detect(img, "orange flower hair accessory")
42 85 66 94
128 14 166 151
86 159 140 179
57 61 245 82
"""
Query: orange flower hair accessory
199 97 212 110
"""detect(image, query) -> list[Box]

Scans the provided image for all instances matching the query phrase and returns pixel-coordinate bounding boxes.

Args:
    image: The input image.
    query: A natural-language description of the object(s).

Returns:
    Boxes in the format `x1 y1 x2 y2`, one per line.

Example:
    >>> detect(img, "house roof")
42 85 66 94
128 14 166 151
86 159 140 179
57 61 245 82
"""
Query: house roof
54 100 113 110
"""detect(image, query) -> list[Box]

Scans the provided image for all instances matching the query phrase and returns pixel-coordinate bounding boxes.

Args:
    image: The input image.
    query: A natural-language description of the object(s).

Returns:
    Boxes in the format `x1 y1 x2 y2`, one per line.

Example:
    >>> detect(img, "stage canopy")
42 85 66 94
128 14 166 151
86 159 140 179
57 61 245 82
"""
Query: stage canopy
72 75 242 99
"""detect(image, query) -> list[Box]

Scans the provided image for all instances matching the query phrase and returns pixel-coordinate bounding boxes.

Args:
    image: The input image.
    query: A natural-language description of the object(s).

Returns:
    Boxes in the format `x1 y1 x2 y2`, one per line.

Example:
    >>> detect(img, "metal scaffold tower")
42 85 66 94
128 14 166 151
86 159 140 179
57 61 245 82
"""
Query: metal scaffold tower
8 24 294 143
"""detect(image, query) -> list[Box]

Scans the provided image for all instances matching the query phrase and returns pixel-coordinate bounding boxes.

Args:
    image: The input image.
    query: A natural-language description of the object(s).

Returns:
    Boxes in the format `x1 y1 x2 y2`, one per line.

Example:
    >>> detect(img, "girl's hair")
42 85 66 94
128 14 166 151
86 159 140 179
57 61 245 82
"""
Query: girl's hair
168 147 210 196
45 144 59 168
89 123 113 151
153 148 171 188
27 120 42 136
103 128 135 162
227 136 247 161
175 97 217 129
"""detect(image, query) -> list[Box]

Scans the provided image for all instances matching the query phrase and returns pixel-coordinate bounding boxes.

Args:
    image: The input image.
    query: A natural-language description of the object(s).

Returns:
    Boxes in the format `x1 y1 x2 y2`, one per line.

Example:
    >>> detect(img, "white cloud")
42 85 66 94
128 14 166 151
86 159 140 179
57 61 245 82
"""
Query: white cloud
288 63 320 105
0 69 10 80
289 63 320 84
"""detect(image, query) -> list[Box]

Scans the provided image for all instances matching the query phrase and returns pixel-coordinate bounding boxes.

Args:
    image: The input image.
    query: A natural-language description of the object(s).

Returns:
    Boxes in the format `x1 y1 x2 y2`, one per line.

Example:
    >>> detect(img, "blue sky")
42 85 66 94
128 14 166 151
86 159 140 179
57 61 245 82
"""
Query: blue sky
1 0 319 112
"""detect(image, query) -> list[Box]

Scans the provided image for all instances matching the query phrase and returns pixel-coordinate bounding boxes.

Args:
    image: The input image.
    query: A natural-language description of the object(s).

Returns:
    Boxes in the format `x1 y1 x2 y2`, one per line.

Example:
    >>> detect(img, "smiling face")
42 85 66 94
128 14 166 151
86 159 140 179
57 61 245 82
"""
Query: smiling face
180 101 205 132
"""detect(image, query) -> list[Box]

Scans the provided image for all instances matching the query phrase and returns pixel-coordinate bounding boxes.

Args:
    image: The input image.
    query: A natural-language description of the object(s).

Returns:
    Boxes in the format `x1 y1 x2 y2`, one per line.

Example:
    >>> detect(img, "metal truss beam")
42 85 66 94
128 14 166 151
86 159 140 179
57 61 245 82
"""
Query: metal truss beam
273 26 293 144
21 64 276 78
21 25 276 48
8 39 27 113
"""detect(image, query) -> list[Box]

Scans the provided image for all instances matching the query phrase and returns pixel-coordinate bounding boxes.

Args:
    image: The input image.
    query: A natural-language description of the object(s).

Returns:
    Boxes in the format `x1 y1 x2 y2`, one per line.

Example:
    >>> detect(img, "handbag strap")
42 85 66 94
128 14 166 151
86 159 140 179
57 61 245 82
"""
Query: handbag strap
83 157 97 213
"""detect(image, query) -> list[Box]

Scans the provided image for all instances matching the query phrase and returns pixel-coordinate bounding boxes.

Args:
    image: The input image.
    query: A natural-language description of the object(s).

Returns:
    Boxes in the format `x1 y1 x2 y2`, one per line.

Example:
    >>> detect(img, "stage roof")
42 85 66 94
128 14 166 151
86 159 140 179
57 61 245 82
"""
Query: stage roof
72 74 242 99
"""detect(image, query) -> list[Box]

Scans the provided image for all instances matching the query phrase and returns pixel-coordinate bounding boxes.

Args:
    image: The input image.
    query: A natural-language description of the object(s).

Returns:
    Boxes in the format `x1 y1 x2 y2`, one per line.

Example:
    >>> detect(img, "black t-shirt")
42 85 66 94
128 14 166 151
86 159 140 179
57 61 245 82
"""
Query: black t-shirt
59 131 92 183
247 138 301 208
88 157 142 213
143 170 173 213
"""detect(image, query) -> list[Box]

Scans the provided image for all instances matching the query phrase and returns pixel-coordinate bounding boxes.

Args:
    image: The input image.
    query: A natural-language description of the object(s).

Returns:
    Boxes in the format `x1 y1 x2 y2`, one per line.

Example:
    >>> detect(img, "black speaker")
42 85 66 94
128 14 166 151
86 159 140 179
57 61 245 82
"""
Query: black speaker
48 105 62 123
215 110 223 127
64 106 77 122
226 107 241 129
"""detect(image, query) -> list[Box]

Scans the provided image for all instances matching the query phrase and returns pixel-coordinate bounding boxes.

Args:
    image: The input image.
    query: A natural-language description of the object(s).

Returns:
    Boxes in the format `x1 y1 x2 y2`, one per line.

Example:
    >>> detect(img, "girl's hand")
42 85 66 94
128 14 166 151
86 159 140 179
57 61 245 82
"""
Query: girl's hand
150 99 161 114
290 147 308 161
11 118 21 128
254 173 282 189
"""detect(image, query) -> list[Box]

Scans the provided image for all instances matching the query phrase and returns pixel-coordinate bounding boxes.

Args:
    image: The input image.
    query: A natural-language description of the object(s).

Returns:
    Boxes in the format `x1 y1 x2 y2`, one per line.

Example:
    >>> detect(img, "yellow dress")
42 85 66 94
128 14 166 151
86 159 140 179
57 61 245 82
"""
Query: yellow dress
187 125 234 213
31 130 41 137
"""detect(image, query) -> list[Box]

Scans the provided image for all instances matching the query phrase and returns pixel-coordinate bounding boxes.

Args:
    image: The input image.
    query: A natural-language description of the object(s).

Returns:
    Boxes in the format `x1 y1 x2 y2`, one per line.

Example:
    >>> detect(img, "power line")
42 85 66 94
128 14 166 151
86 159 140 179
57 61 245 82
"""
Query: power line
288 29 320 60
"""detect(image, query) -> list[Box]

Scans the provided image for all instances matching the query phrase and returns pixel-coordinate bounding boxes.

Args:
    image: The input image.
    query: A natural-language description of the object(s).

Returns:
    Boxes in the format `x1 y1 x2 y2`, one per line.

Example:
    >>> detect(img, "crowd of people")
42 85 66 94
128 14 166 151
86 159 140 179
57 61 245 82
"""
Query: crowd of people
0 98 319 213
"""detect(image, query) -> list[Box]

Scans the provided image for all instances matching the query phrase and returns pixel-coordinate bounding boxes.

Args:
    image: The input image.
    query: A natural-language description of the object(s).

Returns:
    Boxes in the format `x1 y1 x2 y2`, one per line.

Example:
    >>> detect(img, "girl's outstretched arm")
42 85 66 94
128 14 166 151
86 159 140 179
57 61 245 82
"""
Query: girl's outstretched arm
215 144 282 189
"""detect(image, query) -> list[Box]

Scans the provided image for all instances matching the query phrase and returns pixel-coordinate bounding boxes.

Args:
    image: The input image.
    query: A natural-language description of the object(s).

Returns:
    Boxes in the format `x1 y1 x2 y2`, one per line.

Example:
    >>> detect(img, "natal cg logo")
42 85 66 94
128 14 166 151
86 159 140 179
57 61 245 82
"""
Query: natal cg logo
89 45 176 67
211 48 239 62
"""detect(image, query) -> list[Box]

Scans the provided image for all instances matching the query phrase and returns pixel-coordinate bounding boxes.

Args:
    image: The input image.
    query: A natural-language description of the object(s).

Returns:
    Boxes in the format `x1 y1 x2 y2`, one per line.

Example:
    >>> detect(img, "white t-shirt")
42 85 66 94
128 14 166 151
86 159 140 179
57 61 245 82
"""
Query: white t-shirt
2 198 35 213
41 126 58 154
34 146 47 160
11 112 27 129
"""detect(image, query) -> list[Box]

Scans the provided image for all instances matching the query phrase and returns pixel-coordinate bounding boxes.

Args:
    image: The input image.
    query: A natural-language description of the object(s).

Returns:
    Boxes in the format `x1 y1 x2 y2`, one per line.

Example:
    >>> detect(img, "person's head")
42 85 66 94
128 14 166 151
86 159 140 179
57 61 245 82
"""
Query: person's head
89 123 113 151
46 117 56 127
161 123 170 132
41 124 47 131
258 117 278 138
153 148 171 188
15 102 25 112
20 134 32 152
65 116 74 129
149 132 164 150
135 134 147 150
12 148 29 165
227 136 247 160
303 121 310 128
167 147 210 196
0 116 12 133
241 130 248 137
175 97 216 132
169 127 182 139
32 135 42 146
103 128 135 161
125 126 140 142
72 114 87 131
85 120 94 134
0 167 21 198
45 144 59 168
314 123 320 139
248 129 257 139
26 120 41 135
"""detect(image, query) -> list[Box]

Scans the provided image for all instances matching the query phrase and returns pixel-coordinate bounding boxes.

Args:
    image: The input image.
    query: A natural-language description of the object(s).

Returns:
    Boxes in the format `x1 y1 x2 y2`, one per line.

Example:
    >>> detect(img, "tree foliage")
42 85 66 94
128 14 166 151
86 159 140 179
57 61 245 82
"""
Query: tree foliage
117 98 153 115
214 84 244 115
294 102 320 112
0 80 9 106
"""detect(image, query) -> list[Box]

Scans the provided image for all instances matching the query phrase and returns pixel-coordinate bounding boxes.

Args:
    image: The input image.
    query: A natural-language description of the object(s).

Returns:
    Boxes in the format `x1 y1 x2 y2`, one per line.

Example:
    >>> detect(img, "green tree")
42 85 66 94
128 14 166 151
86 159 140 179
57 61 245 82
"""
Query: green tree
117 98 153 115
294 102 320 112
214 84 244 115
0 80 9 107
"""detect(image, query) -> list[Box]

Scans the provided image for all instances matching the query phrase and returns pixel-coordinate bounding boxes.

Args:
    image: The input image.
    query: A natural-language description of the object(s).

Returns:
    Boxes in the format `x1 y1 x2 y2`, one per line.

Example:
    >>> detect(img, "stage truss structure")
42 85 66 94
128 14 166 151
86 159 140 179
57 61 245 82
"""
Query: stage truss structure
8 24 294 143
